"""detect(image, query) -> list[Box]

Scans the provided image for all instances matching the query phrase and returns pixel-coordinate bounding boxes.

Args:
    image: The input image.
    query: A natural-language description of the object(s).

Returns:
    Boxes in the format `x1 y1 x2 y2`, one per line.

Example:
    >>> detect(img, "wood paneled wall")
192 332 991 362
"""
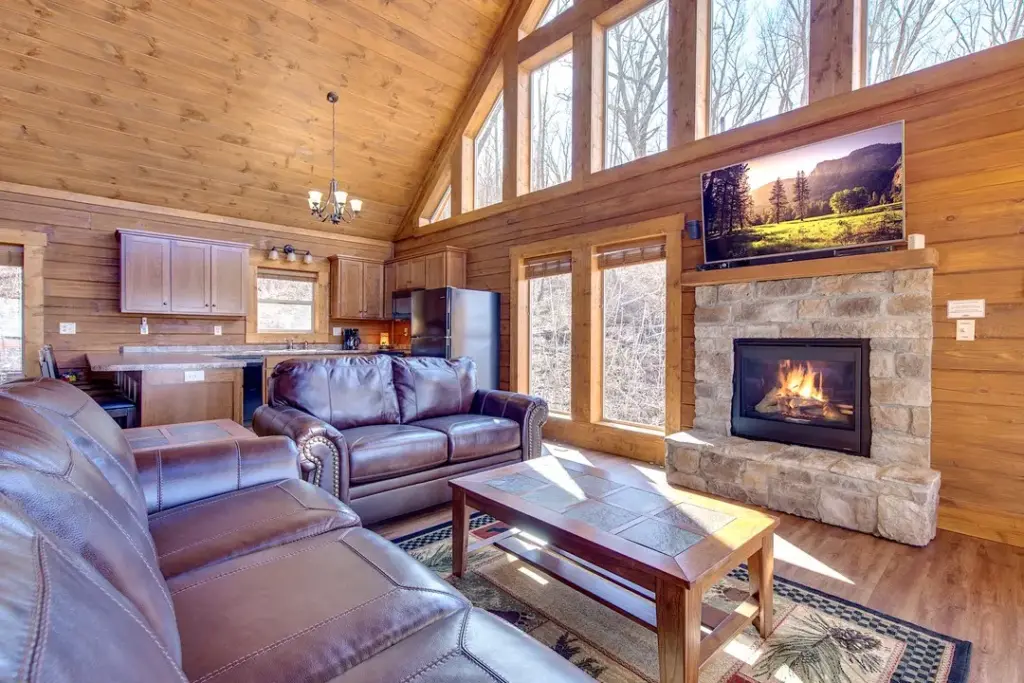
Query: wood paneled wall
0 182 392 368
396 48 1024 546
0 0 510 240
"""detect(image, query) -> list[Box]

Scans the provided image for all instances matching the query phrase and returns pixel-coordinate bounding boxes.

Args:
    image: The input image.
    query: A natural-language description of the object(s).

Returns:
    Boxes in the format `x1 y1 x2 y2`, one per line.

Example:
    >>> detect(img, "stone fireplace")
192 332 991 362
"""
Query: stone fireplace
666 264 941 546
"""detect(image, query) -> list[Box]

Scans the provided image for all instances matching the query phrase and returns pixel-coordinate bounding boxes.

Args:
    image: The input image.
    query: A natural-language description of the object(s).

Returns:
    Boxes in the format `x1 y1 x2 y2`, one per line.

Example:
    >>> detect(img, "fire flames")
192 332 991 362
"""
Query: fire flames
754 360 847 423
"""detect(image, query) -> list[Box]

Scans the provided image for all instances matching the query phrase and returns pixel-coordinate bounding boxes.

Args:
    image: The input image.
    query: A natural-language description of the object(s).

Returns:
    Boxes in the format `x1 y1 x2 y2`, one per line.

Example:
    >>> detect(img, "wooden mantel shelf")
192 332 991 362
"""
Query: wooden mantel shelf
681 248 939 287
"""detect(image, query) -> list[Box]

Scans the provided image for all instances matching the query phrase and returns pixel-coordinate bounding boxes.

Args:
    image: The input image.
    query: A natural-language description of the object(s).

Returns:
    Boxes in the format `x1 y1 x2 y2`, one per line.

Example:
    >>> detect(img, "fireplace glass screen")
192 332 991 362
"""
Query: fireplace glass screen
732 339 870 456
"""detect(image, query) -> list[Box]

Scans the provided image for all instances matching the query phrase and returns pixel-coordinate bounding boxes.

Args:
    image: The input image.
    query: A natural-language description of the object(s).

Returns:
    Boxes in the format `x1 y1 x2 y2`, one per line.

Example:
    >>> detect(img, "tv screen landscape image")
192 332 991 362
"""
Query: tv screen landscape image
701 122 906 266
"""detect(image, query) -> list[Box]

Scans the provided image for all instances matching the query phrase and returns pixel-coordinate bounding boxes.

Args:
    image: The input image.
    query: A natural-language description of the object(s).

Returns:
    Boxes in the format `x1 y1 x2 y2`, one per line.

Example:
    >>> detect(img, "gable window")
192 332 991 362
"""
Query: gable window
430 185 452 223
710 0 809 135
530 51 574 191
867 0 1024 84
599 240 666 428
256 270 315 333
605 0 669 168
526 253 572 415
474 97 505 209
538 0 573 27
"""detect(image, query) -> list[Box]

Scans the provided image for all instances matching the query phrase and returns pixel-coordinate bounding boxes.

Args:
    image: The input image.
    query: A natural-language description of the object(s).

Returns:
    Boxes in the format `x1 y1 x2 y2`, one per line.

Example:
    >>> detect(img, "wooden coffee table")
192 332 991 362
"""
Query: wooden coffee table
450 456 779 683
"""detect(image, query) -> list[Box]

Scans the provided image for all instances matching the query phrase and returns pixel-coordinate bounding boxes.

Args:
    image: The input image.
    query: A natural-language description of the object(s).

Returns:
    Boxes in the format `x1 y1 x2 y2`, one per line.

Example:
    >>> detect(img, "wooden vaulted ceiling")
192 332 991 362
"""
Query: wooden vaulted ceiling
0 0 512 240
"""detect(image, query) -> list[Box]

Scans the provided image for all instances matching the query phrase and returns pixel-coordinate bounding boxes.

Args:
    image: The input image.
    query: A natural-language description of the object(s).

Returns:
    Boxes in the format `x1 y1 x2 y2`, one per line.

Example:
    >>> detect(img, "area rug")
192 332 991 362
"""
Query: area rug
395 515 971 683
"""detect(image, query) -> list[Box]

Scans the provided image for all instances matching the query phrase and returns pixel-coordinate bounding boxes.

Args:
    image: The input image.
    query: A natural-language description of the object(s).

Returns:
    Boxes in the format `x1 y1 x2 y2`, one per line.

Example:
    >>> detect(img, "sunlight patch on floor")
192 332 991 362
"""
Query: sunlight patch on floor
775 534 854 585
517 566 550 585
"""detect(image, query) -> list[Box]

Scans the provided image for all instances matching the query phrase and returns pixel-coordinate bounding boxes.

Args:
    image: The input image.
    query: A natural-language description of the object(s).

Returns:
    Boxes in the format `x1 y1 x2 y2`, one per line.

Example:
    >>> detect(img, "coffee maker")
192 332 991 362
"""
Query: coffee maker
342 328 361 350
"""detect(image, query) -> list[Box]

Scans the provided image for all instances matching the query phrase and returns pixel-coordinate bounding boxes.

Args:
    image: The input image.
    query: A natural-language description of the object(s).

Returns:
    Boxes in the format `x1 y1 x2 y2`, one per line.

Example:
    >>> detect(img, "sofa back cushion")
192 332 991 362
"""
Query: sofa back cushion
393 356 477 423
0 396 182 663
269 356 401 430
0 378 148 519
0 497 187 683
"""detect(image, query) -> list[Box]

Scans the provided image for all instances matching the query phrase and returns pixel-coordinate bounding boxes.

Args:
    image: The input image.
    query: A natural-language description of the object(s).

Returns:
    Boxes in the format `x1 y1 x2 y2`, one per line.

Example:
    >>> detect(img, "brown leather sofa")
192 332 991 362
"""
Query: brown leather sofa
253 355 548 524
0 378 587 683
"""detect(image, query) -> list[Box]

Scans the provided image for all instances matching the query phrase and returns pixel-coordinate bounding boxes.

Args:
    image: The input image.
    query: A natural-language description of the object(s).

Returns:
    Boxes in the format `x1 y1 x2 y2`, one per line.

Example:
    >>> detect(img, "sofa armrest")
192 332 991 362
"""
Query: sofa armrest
471 390 548 460
252 405 350 503
134 436 299 514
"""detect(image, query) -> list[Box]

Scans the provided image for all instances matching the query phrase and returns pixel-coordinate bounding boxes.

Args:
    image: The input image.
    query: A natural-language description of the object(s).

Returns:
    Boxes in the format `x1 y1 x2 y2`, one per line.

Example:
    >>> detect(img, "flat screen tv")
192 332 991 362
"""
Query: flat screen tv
701 121 906 268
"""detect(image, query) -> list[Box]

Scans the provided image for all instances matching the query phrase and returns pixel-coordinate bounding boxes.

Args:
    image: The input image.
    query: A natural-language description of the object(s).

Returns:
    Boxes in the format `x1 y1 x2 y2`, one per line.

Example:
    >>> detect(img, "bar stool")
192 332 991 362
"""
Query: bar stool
38 345 139 428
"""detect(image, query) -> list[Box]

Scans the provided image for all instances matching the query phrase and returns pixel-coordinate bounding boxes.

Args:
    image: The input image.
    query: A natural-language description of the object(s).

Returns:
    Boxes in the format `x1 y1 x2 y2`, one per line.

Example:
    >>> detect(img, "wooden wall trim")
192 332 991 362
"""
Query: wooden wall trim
0 181 393 252
403 38 1024 242
0 227 47 378
808 0 857 102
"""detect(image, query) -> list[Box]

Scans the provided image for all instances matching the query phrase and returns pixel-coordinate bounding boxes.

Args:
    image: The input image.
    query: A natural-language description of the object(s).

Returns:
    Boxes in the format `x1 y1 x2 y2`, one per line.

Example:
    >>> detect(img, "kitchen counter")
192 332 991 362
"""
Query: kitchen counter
122 344 379 357
87 352 248 372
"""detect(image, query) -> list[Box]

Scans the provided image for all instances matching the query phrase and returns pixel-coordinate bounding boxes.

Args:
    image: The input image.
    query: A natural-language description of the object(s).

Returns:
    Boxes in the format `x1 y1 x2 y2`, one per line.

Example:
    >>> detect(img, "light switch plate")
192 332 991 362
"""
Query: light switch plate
956 319 975 341
183 370 205 383
332 327 342 336
59 322 76 335
213 325 223 336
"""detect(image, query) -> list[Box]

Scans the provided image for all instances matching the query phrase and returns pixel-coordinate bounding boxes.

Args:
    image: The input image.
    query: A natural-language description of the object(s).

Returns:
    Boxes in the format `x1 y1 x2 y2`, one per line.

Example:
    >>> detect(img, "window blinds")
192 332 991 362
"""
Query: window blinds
596 237 666 270
524 252 572 279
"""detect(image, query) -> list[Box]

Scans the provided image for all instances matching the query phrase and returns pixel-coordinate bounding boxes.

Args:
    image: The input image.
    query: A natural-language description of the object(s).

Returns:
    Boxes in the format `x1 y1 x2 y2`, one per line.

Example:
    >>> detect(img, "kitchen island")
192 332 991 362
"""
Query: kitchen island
88 352 247 427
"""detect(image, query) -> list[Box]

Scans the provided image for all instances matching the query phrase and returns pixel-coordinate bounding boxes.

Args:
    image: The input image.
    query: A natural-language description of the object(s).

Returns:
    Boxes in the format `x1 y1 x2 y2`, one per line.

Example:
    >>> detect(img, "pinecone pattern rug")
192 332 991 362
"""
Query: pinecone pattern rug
395 515 971 683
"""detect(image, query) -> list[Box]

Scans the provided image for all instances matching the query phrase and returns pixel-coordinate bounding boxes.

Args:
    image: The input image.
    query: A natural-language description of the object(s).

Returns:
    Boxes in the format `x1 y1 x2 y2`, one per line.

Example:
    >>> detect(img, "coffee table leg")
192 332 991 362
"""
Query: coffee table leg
451 489 469 578
655 578 701 683
747 534 775 638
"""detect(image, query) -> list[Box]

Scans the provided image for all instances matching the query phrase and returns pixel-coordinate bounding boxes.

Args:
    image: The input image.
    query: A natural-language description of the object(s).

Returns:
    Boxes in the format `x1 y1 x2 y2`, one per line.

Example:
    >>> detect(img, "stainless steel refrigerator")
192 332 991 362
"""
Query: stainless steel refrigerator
411 287 500 390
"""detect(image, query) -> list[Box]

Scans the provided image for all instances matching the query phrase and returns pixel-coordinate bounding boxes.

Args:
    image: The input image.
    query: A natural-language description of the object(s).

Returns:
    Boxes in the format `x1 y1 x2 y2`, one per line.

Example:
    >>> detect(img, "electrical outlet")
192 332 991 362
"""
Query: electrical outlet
213 325 223 336
956 319 975 341
59 322 76 335
183 370 205 383
140 317 149 335
332 327 342 336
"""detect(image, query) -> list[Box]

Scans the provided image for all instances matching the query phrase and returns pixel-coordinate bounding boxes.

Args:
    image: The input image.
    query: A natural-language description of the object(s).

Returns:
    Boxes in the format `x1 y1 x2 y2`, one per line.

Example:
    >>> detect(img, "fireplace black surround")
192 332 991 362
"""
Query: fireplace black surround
731 339 871 457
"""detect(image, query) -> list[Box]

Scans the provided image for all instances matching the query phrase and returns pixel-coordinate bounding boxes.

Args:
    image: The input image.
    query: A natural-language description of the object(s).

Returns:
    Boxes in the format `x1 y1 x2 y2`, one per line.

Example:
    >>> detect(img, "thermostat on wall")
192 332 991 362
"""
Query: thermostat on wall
946 299 985 319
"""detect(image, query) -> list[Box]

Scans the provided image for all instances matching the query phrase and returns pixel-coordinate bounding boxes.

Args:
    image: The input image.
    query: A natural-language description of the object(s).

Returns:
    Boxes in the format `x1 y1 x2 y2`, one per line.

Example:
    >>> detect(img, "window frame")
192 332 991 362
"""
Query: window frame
528 48 575 193
473 95 506 210
245 257 330 344
0 230 45 379
523 254 574 415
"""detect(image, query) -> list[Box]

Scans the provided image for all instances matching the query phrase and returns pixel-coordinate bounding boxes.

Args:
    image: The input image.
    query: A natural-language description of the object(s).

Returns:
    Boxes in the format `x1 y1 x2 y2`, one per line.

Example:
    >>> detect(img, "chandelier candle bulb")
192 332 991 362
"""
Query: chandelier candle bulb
334 190 348 204
307 190 323 210
350 199 363 213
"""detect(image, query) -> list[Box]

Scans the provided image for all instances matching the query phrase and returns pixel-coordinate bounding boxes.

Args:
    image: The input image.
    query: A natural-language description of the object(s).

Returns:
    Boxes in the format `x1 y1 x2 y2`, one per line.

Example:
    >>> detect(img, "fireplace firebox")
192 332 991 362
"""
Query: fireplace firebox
731 339 871 457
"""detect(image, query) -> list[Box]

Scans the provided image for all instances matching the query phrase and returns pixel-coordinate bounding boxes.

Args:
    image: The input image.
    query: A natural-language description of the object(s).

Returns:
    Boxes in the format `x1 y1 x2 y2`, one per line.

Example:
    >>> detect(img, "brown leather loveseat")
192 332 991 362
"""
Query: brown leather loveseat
0 378 587 683
253 355 548 524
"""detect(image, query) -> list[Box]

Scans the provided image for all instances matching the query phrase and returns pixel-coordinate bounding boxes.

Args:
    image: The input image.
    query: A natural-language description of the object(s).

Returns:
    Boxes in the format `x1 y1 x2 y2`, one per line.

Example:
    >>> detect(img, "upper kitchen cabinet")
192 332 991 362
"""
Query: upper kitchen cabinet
329 256 385 320
389 247 467 291
118 230 250 316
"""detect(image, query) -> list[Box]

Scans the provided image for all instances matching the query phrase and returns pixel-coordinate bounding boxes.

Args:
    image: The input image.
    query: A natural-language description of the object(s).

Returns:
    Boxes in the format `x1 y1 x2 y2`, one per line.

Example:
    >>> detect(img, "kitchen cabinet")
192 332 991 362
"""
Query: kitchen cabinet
383 263 396 318
119 230 250 316
121 232 171 313
329 256 385 319
386 247 467 296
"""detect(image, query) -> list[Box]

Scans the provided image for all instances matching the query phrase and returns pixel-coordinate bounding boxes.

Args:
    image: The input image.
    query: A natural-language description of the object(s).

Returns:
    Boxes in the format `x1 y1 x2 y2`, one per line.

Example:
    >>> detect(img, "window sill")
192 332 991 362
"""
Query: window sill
596 420 665 437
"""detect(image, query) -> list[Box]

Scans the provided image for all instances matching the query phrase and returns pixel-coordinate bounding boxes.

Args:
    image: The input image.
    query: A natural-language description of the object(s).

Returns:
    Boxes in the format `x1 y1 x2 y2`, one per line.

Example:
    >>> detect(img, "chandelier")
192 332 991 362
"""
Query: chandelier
307 91 363 224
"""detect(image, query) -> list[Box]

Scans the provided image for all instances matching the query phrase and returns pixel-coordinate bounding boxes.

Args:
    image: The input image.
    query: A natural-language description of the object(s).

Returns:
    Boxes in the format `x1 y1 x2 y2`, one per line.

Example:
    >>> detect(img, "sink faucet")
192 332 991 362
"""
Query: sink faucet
286 339 293 350
301 341 309 350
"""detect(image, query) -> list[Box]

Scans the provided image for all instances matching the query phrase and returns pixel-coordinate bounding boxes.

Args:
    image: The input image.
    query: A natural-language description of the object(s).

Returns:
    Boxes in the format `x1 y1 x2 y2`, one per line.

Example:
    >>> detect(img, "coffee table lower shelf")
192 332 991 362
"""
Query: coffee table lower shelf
489 534 765 675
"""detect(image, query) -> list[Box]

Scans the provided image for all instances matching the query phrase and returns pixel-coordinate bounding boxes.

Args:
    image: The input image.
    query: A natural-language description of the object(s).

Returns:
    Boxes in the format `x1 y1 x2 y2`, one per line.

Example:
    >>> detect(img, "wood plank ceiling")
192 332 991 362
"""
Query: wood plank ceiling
0 0 512 240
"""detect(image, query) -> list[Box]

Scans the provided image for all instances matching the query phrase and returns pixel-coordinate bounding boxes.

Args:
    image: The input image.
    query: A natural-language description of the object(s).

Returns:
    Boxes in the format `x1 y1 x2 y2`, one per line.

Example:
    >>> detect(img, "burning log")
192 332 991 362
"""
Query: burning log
754 360 847 424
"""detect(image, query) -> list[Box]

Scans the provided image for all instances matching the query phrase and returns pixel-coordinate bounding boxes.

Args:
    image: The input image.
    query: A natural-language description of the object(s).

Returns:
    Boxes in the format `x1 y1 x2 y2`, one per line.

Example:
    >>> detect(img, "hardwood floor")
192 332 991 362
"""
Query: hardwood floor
371 441 1024 682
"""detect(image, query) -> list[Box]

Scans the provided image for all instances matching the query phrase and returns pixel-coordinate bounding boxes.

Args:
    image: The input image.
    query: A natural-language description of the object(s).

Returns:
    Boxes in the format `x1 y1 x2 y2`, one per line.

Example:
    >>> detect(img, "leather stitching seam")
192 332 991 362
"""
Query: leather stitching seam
192 587 399 683
31 541 52 679
400 648 461 683
156 450 163 512
457 610 505 683
168 535 344 594
20 536 45 682
337 536 470 601
148 482 279 522
234 440 241 491
157 509 310 558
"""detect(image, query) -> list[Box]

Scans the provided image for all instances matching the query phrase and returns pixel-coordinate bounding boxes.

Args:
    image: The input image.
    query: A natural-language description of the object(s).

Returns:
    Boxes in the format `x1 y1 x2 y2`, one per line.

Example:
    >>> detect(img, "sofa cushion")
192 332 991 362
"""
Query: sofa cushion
149 479 361 578
411 414 521 463
0 498 189 683
344 424 448 484
393 356 476 423
269 356 400 430
168 527 468 683
331 607 593 683
0 378 149 518
0 395 182 663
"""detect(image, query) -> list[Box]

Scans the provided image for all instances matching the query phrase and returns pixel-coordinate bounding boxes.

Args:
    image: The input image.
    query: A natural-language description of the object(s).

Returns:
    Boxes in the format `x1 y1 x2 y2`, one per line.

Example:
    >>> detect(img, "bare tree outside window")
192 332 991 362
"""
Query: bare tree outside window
867 0 1024 84
605 0 669 168
430 185 452 223
0 265 22 382
475 97 504 209
528 273 572 414
710 0 809 135
257 275 314 333
602 262 666 427
538 0 572 27
531 52 574 191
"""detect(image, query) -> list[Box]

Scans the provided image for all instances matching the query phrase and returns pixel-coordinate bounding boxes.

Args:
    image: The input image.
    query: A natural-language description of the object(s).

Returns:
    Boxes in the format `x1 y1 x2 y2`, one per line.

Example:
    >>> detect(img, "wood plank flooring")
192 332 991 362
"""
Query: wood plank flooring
371 441 1024 683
